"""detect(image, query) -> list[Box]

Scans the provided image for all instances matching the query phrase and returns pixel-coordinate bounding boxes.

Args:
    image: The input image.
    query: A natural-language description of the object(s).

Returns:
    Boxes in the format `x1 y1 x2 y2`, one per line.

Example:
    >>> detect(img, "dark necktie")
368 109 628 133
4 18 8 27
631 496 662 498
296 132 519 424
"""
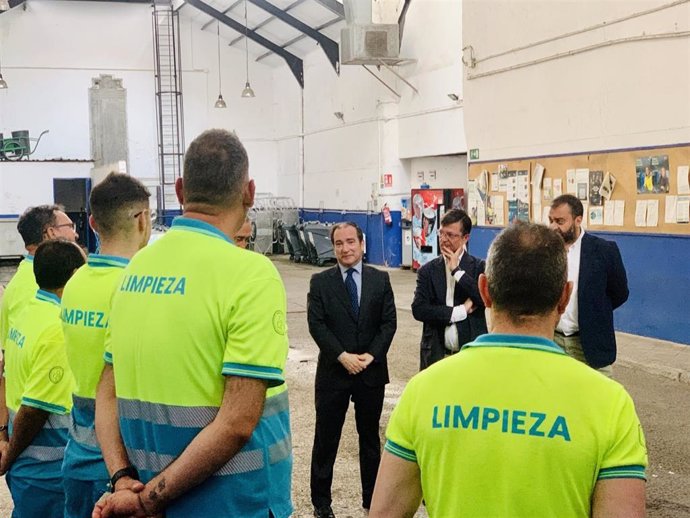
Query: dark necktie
345 268 359 316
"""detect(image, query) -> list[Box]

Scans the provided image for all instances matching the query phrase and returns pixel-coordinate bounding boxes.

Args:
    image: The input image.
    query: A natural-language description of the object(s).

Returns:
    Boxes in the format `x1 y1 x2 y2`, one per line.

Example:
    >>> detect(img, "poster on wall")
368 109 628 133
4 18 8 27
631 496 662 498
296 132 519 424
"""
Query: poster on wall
589 170 604 206
588 206 604 225
635 155 670 194
516 170 530 203
507 200 530 223
487 195 504 225
576 169 589 201
411 189 442 270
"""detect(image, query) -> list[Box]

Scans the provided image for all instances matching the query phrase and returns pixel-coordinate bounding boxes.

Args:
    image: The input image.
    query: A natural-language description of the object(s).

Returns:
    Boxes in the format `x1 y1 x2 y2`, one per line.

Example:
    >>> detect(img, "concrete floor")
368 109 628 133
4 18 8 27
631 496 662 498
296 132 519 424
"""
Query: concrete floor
0 256 689 517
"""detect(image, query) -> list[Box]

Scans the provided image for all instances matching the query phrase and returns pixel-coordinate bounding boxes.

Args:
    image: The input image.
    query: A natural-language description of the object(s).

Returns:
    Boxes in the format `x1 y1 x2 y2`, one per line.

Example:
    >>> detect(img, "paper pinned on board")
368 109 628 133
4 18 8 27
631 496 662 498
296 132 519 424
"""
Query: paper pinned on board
491 173 499 192
553 179 563 198
490 195 505 225
600 172 617 201
645 199 659 227
614 200 625 226
665 196 677 224
532 164 545 204
635 201 647 227
676 196 690 223
604 200 616 226
543 178 553 201
542 205 551 225
517 170 530 204
677 166 690 195
566 169 576 195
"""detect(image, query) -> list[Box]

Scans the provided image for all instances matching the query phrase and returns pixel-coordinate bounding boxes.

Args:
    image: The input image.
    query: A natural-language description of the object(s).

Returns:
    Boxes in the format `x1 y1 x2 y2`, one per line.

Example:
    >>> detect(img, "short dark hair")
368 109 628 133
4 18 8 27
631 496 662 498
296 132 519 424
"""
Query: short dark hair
485 222 567 323
17 205 62 247
90 172 150 238
33 239 86 290
441 208 472 235
551 194 583 219
183 129 249 208
330 222 364 244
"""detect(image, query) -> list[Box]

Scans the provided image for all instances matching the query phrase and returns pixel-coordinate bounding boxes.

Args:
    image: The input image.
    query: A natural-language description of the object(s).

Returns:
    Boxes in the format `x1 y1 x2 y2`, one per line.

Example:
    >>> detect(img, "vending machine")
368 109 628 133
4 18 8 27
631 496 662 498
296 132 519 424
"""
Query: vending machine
411 188 465 270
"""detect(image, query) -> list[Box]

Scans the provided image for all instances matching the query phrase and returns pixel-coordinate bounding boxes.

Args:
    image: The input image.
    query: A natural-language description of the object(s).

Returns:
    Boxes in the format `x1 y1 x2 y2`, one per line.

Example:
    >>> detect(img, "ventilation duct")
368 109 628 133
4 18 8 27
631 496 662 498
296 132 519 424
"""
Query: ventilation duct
341 0 400 65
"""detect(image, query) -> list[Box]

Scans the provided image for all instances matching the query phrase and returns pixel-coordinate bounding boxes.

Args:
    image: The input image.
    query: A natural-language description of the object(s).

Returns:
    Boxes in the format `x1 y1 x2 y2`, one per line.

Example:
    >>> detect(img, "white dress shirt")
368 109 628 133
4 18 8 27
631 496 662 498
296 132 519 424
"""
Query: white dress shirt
557 229 584 336
444 251 468 352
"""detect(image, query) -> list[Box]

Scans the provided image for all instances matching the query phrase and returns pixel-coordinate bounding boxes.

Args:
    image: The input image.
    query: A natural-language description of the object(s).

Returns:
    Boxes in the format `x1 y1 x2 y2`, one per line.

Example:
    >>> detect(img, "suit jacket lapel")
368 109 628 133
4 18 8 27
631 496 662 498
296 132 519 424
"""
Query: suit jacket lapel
577 233 592 315
454 253 472 303
330 266 358 322
358 266 372 325
432 257 447 304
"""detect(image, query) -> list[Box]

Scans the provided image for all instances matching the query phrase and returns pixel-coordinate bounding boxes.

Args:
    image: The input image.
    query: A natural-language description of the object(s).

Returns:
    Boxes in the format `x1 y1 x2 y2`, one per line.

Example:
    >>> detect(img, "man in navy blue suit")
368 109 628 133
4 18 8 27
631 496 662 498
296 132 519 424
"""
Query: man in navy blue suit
548 194 629 375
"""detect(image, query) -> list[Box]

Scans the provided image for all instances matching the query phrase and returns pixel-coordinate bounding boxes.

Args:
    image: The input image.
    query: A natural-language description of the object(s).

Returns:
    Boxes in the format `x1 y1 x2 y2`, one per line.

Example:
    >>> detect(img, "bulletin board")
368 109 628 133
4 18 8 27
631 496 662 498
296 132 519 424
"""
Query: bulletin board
467 143 690 235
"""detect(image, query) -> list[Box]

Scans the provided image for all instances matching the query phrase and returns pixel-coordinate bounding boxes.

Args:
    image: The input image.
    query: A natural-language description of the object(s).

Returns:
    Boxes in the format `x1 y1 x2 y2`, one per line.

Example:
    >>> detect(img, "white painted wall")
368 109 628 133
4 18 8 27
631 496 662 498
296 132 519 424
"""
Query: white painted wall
0 161 93 215
0 0 279 191
409 154 467 190
0 0 468 214
462 0 690 160
272 0 467 211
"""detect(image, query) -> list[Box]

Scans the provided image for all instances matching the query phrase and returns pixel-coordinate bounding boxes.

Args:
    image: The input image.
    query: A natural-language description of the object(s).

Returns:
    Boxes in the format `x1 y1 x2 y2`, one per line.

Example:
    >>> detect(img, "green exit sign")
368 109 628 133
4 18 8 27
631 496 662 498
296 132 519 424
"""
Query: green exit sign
469 148 480 160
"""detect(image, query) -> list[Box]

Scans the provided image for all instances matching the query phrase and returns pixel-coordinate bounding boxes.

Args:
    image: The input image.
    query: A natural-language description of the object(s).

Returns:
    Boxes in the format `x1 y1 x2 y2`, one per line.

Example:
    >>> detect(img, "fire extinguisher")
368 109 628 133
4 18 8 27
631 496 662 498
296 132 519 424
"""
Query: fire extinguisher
382 203 393 225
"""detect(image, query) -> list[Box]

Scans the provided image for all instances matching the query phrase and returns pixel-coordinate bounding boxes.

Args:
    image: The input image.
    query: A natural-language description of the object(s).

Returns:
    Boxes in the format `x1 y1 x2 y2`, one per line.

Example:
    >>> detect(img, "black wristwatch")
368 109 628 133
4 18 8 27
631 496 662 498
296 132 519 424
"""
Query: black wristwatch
451 266 462 276
109 465 139 490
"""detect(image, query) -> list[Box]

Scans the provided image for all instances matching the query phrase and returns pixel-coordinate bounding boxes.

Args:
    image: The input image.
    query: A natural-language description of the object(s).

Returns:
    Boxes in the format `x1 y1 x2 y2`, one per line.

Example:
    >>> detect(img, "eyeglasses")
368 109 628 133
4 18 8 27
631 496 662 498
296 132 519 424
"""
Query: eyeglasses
52 222 76 231
439 230 464 240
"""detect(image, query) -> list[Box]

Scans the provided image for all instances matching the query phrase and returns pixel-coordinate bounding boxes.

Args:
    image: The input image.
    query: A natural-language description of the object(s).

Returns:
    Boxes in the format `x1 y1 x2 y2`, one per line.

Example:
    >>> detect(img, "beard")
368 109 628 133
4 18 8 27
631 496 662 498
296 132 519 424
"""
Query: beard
558 224 577 244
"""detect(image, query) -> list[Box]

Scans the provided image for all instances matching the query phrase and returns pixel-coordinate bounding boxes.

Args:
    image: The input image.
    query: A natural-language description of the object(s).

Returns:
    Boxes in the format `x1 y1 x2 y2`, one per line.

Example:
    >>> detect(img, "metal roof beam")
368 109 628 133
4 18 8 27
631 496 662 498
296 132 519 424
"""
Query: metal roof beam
200 0 243 30
186 0 304 87
310 0 343 19
248 0 339 73
255 16 340 62
227 0 306 47
398 0 412 44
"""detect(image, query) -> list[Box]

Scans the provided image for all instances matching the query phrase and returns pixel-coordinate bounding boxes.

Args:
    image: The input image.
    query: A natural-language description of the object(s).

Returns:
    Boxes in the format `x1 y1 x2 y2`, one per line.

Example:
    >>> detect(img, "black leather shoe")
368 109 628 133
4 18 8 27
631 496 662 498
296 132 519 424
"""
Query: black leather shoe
313 505 336 518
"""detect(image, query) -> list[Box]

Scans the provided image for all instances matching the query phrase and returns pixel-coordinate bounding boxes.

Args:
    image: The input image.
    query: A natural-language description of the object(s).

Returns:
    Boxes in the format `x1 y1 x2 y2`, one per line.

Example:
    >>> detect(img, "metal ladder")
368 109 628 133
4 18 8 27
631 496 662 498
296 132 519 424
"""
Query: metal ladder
152 0 185 221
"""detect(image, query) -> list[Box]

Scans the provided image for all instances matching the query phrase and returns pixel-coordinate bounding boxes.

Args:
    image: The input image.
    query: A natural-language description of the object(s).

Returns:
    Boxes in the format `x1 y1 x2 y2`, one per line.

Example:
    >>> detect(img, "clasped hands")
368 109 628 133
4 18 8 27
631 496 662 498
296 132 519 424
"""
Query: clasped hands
338 352 374 375
92 478 161 518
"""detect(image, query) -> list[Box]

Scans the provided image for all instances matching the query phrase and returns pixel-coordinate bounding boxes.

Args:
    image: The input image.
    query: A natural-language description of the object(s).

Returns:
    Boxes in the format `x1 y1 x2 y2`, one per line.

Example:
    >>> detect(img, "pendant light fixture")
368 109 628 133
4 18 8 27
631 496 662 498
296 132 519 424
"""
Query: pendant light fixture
214 20 227 108
241 0 255 98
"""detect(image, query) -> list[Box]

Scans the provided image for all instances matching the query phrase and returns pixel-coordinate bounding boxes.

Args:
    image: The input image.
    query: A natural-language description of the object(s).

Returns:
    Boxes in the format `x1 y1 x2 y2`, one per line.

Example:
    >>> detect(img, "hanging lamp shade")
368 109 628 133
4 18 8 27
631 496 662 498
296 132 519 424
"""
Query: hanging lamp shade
215 21 226 108
241 0 255 98
241 82 255 98
214 93 227 108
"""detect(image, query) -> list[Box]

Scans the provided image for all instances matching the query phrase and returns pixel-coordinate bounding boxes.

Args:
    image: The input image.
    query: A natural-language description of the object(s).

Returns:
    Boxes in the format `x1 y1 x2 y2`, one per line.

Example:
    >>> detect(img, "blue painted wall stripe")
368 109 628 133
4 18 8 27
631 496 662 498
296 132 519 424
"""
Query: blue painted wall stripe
300 209 402 268
471 227 690 346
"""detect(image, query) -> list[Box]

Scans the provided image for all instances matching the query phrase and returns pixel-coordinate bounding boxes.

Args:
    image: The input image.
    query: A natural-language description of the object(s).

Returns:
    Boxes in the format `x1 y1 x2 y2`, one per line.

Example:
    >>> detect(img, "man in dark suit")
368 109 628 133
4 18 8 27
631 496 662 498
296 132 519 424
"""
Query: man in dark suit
412 208 487 370
308 222 397 518
548 194 629 375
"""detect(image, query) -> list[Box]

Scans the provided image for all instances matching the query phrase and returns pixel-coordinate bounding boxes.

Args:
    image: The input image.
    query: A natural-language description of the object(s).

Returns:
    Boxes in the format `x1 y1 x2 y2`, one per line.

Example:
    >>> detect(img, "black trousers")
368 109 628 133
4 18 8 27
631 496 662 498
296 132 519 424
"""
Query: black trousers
310 380 385 509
